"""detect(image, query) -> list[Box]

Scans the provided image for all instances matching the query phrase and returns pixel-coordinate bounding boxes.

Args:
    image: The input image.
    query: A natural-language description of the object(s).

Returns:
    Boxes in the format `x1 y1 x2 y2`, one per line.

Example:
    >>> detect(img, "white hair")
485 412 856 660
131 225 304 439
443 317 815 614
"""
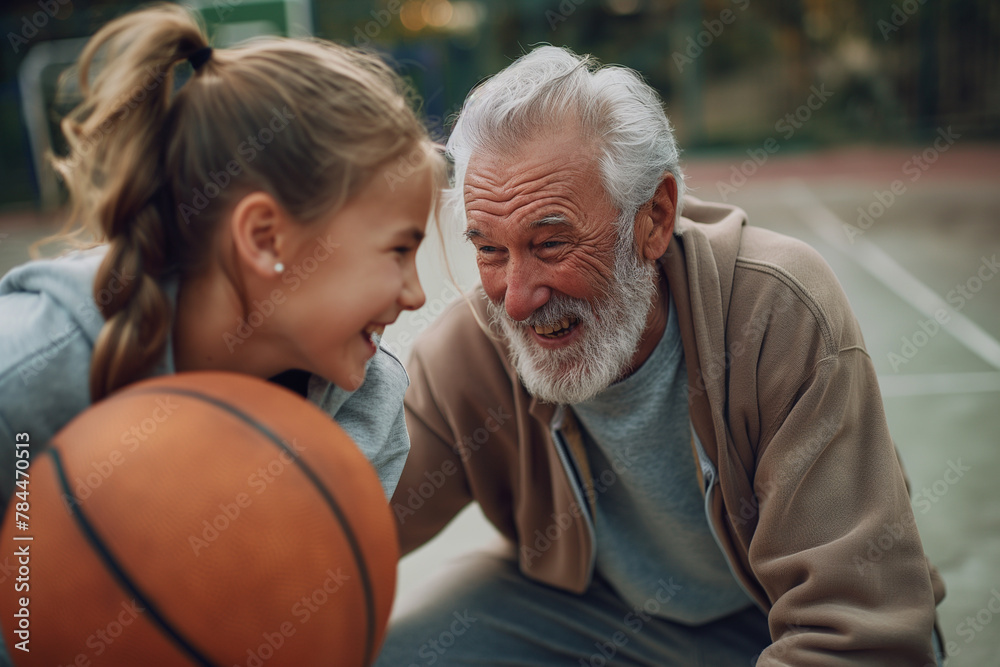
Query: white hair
446 45 685 236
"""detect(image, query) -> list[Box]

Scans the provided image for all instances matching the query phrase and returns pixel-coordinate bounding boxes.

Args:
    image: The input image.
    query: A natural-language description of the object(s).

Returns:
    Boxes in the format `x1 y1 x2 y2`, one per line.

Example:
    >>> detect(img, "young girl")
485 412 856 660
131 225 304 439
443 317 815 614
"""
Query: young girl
0 4 444 508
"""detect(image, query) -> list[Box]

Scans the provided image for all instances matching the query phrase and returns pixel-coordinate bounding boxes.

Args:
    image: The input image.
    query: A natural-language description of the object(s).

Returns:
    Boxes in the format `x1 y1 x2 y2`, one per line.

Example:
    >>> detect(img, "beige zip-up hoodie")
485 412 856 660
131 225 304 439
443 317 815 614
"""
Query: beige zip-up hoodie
392 196 945 665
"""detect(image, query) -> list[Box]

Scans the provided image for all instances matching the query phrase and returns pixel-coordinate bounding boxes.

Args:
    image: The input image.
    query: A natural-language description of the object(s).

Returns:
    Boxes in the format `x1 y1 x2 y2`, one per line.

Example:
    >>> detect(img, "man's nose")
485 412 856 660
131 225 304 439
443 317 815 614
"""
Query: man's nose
503 262 550 322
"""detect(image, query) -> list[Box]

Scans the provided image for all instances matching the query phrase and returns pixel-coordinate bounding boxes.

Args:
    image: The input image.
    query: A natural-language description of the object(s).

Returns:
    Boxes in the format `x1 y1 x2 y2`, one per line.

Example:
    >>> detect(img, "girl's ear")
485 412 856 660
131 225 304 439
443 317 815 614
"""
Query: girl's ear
229 191 292 278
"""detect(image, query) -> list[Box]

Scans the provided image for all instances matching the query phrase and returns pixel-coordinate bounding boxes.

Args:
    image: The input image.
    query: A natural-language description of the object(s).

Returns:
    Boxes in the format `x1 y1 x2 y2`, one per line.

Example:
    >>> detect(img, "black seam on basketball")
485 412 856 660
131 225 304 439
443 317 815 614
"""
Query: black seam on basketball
47 447 218 667
129 385 379 666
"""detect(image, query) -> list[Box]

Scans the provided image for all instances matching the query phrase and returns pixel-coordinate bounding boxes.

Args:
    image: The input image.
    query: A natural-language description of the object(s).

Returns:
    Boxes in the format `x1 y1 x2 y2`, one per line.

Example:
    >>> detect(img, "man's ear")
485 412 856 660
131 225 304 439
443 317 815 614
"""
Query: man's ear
635 173 678 262
228 191 292 278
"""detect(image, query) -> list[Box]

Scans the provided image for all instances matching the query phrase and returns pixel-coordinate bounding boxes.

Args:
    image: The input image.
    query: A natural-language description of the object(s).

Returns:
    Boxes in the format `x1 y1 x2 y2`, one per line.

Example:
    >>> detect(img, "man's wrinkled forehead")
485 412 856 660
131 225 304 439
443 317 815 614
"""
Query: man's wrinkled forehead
465 213 573 243
462 134 607 222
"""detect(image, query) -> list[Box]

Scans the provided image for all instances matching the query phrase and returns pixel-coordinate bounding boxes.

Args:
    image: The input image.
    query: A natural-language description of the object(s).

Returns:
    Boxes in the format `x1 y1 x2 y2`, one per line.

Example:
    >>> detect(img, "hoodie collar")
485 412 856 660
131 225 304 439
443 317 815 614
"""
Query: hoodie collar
663 196 748 467
0 246 180 377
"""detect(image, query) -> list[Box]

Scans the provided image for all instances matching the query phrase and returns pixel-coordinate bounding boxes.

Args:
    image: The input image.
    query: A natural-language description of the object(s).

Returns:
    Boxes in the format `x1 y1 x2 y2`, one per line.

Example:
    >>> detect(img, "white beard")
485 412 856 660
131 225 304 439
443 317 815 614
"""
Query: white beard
487 239 659 404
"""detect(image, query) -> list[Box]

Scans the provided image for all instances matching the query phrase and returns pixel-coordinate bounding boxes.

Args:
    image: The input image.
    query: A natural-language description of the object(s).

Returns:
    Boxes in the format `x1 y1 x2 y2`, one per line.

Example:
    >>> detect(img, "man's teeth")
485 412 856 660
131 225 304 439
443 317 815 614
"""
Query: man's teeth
532 317 577 336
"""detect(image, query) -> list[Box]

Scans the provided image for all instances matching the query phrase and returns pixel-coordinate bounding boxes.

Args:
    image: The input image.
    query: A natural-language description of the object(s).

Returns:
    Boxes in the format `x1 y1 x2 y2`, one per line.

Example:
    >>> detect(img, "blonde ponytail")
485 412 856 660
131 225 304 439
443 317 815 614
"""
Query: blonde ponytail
52 4 207 400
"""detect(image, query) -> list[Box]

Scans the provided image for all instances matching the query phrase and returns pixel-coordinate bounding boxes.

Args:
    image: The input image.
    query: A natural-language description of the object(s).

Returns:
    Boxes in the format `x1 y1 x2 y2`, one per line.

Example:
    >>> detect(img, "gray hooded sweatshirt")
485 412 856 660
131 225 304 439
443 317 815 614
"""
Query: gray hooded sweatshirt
0 247 411 508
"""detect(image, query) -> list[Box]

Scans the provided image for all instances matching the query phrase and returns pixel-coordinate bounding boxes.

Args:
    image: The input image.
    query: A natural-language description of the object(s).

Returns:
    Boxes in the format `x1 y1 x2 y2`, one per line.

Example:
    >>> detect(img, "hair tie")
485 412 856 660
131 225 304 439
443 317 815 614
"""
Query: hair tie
188 46 213 71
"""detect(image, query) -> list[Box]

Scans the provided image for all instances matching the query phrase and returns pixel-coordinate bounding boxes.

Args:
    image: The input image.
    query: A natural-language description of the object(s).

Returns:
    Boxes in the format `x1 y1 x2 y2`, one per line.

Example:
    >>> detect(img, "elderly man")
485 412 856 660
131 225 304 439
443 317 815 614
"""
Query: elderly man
377 47 944 666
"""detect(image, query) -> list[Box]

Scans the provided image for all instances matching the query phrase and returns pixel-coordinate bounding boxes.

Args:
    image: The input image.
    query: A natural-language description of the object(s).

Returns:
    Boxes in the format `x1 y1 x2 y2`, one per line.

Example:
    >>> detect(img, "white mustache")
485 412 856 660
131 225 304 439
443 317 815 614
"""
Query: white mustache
488 293 592 330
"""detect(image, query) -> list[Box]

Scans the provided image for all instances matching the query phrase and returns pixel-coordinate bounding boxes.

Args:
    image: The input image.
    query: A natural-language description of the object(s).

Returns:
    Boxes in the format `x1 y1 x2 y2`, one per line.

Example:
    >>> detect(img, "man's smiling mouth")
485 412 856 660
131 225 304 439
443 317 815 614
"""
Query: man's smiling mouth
532 316 580 339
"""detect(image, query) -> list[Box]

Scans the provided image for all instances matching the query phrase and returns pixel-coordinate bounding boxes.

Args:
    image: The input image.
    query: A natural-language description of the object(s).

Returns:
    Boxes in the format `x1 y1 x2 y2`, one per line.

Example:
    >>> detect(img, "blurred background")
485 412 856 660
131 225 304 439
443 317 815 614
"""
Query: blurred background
0 0 998 207
1 0 997 664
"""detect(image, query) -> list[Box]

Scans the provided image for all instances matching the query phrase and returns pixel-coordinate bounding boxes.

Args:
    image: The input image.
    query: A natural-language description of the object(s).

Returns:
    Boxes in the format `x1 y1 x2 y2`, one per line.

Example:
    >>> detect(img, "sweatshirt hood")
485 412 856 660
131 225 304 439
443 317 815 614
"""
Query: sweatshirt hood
661 195 748 467
0 247 111 344
672 195 748 319
666 196 747 331
0 246 175 373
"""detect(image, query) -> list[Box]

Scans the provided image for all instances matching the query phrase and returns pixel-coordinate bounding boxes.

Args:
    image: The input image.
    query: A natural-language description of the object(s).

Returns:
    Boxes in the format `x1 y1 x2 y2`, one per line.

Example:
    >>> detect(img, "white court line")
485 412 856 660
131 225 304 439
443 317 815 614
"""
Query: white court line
779 179 1000 372
877 372 1000 397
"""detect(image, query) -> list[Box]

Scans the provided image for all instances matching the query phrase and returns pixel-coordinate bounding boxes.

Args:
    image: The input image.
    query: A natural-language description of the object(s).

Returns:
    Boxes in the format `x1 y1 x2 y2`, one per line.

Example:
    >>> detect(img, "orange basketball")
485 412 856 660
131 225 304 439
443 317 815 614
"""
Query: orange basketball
0 371 398 666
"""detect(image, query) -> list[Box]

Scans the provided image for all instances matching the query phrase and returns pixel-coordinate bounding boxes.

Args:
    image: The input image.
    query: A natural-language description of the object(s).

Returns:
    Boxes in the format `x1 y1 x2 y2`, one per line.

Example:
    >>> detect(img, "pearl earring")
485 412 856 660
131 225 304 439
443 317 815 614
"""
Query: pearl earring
274 262 285 274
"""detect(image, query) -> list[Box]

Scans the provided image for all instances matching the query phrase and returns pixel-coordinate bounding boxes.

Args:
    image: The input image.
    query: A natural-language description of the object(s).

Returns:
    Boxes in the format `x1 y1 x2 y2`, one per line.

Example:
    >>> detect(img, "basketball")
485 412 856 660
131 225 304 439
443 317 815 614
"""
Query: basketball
0 371 398 667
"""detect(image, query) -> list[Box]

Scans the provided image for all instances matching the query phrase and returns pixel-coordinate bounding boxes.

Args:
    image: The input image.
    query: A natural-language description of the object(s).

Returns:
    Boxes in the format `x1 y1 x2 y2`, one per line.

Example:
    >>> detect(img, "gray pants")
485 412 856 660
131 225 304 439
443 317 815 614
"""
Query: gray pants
375 541 772 667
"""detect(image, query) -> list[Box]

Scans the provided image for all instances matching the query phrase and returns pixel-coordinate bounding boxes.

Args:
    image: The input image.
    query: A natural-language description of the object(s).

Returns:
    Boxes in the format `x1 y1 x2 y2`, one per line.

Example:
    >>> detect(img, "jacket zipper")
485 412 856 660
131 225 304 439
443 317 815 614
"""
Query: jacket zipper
692 427 767 615
550 405 598 584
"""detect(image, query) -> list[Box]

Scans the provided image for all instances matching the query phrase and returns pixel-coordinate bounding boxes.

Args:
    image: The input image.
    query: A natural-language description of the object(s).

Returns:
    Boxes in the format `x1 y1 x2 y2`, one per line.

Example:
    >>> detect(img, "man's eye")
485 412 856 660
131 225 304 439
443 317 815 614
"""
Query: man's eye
478 246 498 254
541 241 563 249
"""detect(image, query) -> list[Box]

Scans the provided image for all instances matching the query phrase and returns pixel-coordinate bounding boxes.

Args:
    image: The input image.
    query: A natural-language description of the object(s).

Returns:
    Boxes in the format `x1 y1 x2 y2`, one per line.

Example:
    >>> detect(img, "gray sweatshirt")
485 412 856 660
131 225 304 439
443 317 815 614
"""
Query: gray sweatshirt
0 247 411 507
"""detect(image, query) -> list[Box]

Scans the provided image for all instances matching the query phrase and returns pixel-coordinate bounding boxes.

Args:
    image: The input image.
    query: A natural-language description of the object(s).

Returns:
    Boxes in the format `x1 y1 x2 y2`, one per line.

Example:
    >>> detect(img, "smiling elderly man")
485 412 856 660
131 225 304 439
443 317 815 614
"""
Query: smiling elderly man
377 47 945 666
